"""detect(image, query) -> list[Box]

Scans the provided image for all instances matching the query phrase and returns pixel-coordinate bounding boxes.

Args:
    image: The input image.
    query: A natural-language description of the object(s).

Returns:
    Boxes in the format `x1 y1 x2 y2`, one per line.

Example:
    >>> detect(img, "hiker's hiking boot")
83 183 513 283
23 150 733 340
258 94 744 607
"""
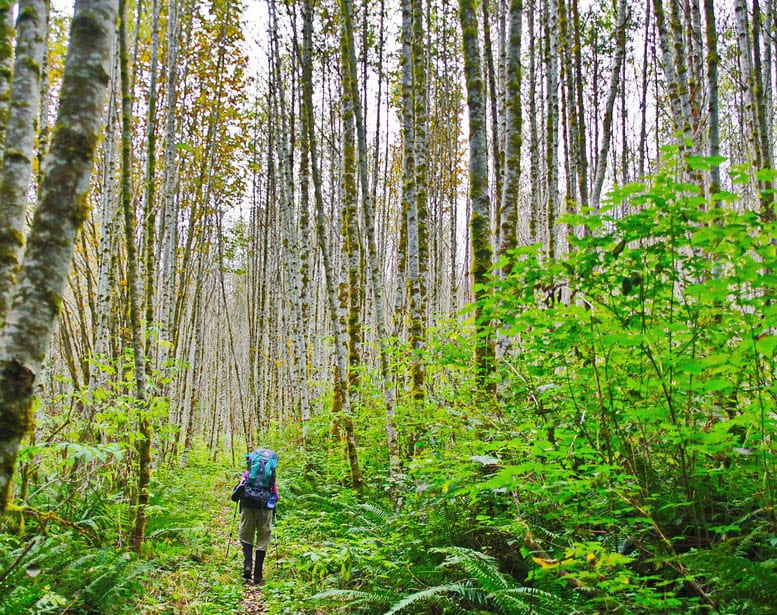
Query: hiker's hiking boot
241 542 253 581
253 550 266 584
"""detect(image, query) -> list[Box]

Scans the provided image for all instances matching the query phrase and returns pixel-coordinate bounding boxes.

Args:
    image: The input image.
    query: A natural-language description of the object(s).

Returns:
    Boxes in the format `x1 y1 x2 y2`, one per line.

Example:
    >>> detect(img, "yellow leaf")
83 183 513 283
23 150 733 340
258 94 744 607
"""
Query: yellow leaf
532 556 559 569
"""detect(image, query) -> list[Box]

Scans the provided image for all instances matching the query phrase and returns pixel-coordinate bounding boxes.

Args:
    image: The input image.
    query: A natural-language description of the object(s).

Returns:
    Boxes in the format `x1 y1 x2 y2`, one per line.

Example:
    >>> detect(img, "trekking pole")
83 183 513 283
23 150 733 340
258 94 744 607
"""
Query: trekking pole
226 501 239 559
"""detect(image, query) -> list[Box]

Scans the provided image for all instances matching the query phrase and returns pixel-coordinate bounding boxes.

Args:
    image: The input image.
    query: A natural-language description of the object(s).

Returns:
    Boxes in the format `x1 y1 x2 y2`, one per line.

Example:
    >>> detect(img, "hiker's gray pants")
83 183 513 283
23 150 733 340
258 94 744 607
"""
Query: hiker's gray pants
239 506 273 550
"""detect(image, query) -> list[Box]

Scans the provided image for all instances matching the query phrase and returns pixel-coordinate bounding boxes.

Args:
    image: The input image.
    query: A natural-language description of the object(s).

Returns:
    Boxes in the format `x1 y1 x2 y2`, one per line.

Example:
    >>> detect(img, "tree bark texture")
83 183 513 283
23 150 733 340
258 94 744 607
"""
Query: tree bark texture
118 0 150 552
458 0 494 387
500 0 522 259
0 7 15 152
0 0 118 514
0 0 48 324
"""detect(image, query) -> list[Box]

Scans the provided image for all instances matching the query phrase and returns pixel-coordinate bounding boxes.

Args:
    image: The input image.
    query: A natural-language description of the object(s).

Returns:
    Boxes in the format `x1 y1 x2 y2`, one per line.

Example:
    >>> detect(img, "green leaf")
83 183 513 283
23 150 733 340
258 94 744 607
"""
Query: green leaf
702 378 735 393
756 335 777 355
755 167 777 182
729 164 751 184
685 156 713 171
675 359 705 375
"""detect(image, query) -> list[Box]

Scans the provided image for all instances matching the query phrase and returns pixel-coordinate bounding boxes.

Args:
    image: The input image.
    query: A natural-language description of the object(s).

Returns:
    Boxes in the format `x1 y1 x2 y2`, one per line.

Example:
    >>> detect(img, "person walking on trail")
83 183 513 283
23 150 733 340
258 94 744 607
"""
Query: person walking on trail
232 448 279 584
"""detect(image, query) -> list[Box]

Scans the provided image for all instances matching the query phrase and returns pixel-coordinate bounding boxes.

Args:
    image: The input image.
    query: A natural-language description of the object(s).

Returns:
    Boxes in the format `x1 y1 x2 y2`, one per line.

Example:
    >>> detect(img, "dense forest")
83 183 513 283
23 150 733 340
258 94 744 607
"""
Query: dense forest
0 0 776 612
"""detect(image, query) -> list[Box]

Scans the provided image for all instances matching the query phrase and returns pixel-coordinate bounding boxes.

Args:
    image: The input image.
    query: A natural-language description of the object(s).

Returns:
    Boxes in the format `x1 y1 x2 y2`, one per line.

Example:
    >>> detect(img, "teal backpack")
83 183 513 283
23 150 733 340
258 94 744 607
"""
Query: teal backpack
242 448 278 509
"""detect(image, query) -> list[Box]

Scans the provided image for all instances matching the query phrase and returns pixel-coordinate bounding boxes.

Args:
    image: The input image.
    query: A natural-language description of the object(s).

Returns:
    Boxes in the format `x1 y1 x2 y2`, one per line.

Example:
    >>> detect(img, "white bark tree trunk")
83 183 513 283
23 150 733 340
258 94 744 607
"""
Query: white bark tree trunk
0 0 118 514
591 0 628 210
0 7 15 152
157 0 179 369
0 0 48 323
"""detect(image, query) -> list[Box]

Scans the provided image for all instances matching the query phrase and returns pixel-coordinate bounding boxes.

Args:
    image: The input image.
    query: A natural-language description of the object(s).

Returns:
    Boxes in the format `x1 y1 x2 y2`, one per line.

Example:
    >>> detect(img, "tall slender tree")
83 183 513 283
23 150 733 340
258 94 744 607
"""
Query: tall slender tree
544 0 560 259
704 0 721 199
157 0 180 370
527 4 541 244
339 0 399 481
142 0 160 359
409 0 428 400
118 0 151 552
0 0 48 324
653 0 692 144
459 0 494 387
0 6 14 152
500 0 522 259
0 0 119 515
338 0 366 493
591 0 629 210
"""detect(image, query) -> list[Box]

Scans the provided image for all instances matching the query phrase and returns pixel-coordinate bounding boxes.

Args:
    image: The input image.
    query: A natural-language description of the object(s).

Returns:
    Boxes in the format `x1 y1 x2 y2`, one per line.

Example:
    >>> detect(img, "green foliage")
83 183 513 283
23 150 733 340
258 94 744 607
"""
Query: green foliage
6 159 776 613
269 160 777 615
1 442 243 614
681 552 777 613
474 162 777 612
0 534 148 615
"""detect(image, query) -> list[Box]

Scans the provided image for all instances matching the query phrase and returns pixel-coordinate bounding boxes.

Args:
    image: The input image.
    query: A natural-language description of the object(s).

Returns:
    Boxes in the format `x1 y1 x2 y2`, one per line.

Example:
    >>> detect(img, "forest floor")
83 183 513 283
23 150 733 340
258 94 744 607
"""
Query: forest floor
241 582 266 614
215 503 266 615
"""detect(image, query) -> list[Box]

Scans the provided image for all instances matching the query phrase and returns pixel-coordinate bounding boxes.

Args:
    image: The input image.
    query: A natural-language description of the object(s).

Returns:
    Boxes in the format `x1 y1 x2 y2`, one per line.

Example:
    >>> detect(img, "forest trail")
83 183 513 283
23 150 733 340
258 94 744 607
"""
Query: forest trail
217 502 266 615
241 582 265 615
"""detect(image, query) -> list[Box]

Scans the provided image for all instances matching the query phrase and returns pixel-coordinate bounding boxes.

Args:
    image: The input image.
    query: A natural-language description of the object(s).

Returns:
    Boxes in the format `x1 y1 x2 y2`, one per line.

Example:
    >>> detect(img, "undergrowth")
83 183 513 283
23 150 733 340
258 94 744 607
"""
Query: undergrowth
3 160 777 614
0 445 246 614
262 161 777 615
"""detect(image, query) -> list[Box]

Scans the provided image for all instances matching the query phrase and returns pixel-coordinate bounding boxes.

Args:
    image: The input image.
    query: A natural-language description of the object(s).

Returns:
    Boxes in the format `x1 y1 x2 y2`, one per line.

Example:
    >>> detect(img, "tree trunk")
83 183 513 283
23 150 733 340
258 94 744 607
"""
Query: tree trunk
0 0 48 324
482 0 503 213
667 0 695 139
0 0 118 515
339 0 364 493
544 0 559 259
500 0 522 259
591 0 628 210
734 0 773 218
117 0 150 551
653 0 691 143
409 0 428 401
297 0 316 452
340 0 398 484
0 7 15 151
142 0 160 360
571 0 588 216
157 0 179 371
750 0 775 218
527 5 540 244
459 0 494 388
704 0 721 199
91 61 120 402
637 1 651 178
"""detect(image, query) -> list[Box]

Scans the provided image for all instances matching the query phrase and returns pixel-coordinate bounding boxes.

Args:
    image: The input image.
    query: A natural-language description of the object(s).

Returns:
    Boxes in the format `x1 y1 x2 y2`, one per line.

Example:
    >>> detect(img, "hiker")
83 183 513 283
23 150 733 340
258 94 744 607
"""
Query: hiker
232 448 279 584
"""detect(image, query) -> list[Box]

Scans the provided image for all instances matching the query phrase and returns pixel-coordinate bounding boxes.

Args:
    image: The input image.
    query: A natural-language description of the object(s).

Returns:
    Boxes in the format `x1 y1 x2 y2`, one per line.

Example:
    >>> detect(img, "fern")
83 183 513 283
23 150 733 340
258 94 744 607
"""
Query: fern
682 552 777 613
383 583 467 614
312 587 402 611
433 546 511 592
0 533 149 615
298 492 350 514
147 526 192 539
312 545 570 615
431 546 567 615
345 503 396 536
75 551 148 610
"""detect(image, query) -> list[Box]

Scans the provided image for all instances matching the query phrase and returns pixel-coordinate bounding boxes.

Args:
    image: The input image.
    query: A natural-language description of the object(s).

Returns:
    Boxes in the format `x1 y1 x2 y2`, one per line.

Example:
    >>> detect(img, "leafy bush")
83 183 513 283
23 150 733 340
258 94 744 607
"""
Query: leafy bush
275 160 777 615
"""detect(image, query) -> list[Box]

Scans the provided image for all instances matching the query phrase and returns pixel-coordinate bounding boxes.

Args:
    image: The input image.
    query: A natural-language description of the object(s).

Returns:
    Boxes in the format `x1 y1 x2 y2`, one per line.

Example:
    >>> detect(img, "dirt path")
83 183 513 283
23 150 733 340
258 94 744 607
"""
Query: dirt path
218 503 266 615
241 582 265 614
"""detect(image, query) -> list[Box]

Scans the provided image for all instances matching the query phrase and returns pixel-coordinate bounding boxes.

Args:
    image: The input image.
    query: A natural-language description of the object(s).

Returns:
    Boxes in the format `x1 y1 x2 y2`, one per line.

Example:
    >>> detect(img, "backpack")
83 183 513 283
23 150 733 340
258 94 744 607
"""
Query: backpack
241 448 278 510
